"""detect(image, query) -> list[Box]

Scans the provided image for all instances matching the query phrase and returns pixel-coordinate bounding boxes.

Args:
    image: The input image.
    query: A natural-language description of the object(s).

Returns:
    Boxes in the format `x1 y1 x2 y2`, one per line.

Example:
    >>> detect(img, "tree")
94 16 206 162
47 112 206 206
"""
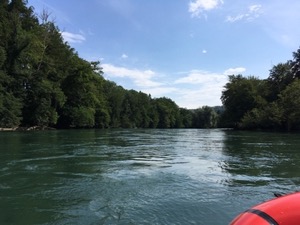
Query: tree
0 91 22 127
69 106 95 128
0 0 38 127
221 75 267 127
179 108 193 128
267 62 293 101
148 100 159 128
104 81 126 128
60 57 106 128
239 103 283 130
22 79 65 126
193 106 218 128
154 97 180 128
290 47 300 79
278 79 300 131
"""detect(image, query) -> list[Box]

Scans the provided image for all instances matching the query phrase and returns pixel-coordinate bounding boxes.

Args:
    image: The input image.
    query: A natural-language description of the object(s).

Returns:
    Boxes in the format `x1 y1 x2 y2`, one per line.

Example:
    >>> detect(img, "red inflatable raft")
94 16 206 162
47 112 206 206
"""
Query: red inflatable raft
229 192 300 225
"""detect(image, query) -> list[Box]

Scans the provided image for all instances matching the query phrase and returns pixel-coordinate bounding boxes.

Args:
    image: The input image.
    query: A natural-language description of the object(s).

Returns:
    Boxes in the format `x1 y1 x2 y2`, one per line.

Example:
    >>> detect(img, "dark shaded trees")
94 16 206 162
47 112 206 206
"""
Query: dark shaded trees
278 79 300 131
179 108 193 128
154 97 180 128
221 75 267 128
266 62 292 101
192 106 218 128
221 46 300 131
0 0 37 127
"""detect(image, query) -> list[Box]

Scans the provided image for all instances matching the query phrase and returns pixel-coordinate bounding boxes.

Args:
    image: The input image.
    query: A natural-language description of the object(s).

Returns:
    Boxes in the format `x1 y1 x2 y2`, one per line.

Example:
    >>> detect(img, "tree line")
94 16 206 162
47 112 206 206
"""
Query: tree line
221 47 300 131
0 0 222 129
2 1 299 131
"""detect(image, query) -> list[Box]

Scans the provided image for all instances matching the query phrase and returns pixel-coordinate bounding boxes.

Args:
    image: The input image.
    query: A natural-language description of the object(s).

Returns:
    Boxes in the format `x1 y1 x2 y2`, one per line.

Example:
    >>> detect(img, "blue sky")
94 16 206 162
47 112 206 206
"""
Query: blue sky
27 0 300 109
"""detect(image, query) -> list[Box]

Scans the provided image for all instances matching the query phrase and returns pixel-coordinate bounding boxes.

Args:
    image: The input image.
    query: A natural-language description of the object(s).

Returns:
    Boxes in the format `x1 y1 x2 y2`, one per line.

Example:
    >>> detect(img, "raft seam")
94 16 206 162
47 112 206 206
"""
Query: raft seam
246 208 279 225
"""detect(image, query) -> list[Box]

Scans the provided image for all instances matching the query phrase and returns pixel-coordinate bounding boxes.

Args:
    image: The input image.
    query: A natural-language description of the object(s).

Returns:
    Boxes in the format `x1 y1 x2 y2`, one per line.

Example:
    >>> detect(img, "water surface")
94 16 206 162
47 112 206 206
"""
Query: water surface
1 129 300 224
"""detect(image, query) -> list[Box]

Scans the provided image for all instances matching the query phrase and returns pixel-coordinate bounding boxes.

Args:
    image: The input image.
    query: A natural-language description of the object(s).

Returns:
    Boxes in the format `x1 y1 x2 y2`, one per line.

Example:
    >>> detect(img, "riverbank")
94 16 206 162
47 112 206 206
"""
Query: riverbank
0 126 55 131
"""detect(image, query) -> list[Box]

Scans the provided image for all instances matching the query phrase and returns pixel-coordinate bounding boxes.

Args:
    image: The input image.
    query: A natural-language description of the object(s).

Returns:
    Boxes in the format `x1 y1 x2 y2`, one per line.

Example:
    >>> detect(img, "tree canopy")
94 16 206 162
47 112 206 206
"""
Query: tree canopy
221 47 300 131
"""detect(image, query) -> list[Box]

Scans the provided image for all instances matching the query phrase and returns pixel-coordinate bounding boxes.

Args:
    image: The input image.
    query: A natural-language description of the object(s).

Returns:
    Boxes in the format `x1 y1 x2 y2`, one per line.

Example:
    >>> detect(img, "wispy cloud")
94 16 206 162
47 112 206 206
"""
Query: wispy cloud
189 0 223 17
175 87 223 108
174 70 227 85
175 67 246 85
141 87 179 98
224 67 246 75
173 70 226 107
171 70 220 107
102 64 246 108
226 4 262 22
121 54 128 59
61 31 86 43
102 64 162 88
173 67 246 108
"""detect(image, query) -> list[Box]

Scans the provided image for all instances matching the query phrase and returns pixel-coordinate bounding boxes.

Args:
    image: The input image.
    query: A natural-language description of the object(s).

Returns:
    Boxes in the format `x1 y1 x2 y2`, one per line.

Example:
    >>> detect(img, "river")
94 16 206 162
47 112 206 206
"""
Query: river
1 129 300 224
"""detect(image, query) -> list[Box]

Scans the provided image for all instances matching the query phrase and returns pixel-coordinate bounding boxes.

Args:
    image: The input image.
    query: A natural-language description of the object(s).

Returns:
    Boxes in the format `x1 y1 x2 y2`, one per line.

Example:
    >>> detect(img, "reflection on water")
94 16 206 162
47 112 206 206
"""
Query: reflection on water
1 129 300 224
222 131 300 190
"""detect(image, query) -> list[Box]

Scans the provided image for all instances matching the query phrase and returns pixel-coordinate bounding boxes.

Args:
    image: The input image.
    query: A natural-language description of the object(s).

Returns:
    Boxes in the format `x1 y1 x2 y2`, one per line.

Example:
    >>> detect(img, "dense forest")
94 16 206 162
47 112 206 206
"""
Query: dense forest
221 49 300 131
0 0 222 129
1 0 300 131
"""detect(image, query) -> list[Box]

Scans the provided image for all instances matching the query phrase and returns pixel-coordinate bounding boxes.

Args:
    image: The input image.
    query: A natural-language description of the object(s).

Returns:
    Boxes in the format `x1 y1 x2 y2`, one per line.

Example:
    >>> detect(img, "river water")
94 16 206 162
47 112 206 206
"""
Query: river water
1 129 300 225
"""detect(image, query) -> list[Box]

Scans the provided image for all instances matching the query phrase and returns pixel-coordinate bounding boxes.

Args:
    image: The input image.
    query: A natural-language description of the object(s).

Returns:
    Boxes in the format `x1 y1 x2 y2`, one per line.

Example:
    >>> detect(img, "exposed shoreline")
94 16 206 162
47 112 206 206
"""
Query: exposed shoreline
0 126 55 131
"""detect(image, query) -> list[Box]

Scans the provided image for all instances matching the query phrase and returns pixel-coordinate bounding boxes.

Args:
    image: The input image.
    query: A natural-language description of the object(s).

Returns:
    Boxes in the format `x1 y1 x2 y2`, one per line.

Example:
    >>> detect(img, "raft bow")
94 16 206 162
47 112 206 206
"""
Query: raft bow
229 192 300 225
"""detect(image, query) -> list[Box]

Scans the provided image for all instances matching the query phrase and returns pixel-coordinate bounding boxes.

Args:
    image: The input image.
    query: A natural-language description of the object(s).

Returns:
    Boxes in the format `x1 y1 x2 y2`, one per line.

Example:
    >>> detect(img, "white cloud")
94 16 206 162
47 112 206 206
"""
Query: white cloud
176 87 223 108
224 67 246 75
174 68 245 85
173 70 227 107
121 54 128 59
224 2 300 47
175 70 227 84
189 0 223 17
226 14 245 23
202 49 207 54
61 31 86 43
102 64 162 88
226 4 262 22
102 64 246 108
172 67 246 108
141 87 179 98
249 4 261 13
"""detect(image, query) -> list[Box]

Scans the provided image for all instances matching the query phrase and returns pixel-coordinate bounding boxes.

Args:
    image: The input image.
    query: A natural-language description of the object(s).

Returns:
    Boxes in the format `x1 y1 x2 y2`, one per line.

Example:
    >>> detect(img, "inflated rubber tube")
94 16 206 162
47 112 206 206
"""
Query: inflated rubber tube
229 192 300 225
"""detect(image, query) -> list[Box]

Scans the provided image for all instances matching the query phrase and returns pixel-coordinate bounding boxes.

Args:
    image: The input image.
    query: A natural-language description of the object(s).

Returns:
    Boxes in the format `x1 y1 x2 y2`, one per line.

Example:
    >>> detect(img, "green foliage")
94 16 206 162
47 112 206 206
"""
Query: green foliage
0 47 6 67
221 75 267 127
104 81 126 128
267 62 292 101
239 103 283 130
192 106 218 128
0 91 22 127
154 97 180 128
70 106 96 128
179 108 193 128
278 79 300 131
222 47 300 131
291 48 300 79
95 108 110 128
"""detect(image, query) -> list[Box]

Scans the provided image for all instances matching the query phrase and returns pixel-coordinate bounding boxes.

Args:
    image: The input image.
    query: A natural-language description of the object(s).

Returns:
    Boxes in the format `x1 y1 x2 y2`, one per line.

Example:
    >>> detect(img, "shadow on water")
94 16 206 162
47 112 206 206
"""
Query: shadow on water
222 131 300 188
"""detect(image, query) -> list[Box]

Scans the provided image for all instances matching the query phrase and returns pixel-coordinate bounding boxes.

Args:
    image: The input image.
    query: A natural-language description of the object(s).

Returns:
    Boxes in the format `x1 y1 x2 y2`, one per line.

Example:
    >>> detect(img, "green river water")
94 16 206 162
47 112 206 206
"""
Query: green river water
1 129 300 225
